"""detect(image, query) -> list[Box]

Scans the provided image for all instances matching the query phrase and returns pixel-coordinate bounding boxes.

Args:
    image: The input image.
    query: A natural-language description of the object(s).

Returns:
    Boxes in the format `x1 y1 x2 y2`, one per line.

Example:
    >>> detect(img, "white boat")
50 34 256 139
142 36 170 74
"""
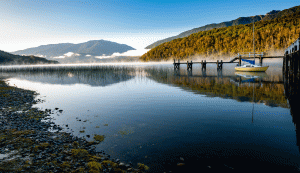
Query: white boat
235 19 269 72
235 64 269 72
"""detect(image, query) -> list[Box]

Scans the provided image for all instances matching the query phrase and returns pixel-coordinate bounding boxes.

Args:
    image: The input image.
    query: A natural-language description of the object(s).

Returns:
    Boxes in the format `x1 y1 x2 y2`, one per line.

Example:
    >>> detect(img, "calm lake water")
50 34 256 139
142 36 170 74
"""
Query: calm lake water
1 61 300 172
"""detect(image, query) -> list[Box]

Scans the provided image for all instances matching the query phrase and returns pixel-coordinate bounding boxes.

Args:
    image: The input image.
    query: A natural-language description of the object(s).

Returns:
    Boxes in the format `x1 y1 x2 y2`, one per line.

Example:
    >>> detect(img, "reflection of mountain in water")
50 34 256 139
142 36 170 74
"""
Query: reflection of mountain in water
1 66 134 87
146 67 288 108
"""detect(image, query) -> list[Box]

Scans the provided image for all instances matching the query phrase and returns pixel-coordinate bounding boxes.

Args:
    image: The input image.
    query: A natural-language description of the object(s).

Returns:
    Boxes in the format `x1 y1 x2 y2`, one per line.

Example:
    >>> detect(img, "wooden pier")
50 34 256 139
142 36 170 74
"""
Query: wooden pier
173 53 283 71
173 59 237 71
283 38 300 95
283 37 300 144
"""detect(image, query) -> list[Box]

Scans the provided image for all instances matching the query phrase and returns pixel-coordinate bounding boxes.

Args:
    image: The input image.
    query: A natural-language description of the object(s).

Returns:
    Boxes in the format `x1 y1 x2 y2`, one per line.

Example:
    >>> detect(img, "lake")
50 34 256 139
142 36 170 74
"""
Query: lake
1 60 299 172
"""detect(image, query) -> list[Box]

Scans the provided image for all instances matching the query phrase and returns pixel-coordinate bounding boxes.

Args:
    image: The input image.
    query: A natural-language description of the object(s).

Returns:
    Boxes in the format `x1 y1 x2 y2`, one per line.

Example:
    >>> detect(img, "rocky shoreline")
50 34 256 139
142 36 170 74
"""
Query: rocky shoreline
0 78 149 172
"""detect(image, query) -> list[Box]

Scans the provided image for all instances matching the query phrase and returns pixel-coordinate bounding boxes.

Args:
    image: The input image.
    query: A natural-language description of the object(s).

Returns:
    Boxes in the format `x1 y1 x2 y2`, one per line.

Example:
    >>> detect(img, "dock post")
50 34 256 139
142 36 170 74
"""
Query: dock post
290 51 294 85
217 60 219 70
293 51 298 84
298 51 300 79
187 61 193 71
285 52 289 77
202 67 206 77
174 59 180 70
287 53 290 79
173 59 176 70
201 60 206 70
187 61 189 70
217 68 223 78
188 62 193 76
239 55 241 66
220 60 223 70
283 53 286 73
260 55 263 66
295 53 299 83
173 59 175 70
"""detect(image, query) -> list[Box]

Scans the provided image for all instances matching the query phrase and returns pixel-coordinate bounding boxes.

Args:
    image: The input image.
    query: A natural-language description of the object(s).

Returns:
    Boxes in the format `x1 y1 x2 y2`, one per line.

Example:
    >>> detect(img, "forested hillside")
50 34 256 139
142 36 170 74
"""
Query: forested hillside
145 15 266 49
141 7 300 61
145 5 300 50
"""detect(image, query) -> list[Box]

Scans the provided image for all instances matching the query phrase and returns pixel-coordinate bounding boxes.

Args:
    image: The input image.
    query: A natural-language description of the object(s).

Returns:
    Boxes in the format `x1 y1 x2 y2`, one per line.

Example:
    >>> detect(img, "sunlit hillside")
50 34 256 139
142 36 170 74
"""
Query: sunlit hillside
141 6 300 61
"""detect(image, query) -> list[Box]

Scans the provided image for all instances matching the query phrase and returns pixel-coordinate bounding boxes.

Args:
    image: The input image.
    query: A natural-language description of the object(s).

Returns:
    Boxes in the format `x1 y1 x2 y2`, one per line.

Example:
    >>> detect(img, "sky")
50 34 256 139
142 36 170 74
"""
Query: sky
0 0 299 55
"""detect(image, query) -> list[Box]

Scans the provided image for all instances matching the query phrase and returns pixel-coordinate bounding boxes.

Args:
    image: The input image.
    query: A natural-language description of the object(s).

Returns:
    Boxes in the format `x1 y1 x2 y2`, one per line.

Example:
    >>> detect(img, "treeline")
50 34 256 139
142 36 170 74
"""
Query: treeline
141 10 300 61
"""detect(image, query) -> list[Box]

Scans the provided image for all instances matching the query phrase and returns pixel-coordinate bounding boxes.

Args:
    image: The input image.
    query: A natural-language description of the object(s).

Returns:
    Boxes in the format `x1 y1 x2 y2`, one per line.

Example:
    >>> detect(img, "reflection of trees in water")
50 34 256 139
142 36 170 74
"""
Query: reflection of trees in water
146 67 288 108
1 65 135 87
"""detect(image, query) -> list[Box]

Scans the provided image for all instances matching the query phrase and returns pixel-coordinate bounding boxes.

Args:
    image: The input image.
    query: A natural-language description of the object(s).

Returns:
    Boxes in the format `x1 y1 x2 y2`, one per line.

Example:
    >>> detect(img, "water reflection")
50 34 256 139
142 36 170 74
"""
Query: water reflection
1 63 299 172
0 65 134 87
146 66 287 108
284 70 300 151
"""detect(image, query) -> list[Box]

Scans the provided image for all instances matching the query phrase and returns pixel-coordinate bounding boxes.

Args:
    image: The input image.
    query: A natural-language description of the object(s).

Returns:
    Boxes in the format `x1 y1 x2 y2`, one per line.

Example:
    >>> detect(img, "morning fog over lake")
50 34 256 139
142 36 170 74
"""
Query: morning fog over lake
2 2 300 172
1 60 299 172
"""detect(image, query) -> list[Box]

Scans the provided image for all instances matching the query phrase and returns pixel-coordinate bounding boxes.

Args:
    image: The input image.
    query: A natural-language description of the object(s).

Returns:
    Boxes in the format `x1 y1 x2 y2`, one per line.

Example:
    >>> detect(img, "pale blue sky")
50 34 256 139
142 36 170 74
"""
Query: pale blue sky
0 0 299 53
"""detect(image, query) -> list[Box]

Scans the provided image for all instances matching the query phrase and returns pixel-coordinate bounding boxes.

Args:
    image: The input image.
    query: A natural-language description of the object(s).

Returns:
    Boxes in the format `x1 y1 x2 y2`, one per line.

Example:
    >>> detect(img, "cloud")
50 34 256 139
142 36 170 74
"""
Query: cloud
53 55 66 59
95 49 150 59
113 49 150 57
53 52 81 59
64 52 80 57
35 54 46 58
53 49 150 59
95 55 112 59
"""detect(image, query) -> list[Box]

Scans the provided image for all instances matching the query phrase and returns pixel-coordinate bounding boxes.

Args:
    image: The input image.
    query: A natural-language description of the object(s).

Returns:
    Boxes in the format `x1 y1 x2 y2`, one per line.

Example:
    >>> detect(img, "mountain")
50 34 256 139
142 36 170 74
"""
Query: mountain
146 15 266 49
13 40 135 59
262 6 300 21
145 6 300 49
141 5 300 61
0 50 58 65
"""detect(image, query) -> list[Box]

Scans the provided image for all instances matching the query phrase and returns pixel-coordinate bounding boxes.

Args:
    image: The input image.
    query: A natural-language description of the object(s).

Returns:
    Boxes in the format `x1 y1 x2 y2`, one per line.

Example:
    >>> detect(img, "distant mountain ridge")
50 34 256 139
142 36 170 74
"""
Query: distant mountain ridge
140 5 300 61
145 6 300 49
0 50 58 65
13 40 135 58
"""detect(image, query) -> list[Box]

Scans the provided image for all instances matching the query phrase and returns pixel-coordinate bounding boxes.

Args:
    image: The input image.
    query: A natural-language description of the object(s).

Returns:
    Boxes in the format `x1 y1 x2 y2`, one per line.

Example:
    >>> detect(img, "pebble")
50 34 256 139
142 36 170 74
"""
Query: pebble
177 163 185 166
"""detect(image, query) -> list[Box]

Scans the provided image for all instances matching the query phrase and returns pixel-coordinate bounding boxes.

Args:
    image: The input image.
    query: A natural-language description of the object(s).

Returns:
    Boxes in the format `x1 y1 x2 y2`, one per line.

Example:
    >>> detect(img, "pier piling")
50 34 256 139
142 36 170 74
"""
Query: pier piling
217 60 223 70
187 61 193 71
201 60 206 70
173 59 180 70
